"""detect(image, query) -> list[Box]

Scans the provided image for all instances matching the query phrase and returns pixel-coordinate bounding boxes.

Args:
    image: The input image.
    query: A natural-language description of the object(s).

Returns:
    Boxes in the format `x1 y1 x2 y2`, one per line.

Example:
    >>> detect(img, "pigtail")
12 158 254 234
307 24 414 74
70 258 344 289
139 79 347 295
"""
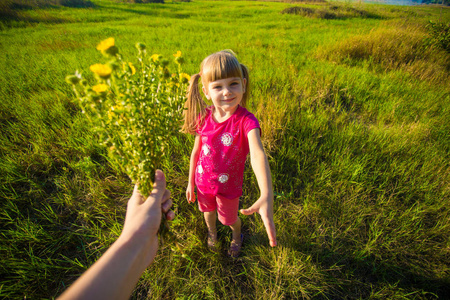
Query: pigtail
181 73 207 135
240 63 250 108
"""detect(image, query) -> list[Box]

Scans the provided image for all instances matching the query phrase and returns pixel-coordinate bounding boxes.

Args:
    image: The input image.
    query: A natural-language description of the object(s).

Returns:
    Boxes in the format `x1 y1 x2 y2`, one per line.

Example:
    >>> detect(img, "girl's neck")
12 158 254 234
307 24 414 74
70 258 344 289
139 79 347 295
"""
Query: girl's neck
212 105 239 123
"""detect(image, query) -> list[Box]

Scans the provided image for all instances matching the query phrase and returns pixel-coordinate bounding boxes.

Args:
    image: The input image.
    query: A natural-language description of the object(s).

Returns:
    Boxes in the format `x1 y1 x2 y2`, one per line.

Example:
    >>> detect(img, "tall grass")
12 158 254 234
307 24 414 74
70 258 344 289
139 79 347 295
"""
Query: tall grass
315 20 450 85
1 0 449 299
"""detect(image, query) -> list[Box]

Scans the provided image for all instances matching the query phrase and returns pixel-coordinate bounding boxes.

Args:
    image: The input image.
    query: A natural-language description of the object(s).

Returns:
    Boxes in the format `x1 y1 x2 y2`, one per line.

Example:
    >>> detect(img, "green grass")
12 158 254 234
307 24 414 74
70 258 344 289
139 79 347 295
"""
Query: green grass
1 0 449 298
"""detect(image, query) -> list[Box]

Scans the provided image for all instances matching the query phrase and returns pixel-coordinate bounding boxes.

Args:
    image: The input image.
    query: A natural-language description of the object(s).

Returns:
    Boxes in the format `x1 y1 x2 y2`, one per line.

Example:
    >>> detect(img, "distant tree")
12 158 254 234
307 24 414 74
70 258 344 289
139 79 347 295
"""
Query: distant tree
421 0 449 5
1 0 95 10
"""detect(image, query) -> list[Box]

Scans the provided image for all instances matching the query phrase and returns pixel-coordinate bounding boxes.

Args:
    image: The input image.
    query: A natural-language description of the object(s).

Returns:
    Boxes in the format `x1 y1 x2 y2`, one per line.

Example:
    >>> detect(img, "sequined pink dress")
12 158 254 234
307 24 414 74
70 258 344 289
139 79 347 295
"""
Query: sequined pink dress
195 105 260 199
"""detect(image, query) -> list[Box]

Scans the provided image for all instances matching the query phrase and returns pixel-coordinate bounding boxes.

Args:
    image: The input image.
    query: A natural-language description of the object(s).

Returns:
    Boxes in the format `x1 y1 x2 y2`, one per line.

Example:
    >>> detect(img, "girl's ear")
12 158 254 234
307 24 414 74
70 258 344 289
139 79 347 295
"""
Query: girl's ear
242 78 247 93
202 85 210 100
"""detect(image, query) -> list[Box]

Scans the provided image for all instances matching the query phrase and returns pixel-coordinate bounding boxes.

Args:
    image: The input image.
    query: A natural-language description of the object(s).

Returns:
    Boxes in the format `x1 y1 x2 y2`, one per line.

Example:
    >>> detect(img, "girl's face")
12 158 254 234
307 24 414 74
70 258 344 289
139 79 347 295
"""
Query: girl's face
202 77 246 114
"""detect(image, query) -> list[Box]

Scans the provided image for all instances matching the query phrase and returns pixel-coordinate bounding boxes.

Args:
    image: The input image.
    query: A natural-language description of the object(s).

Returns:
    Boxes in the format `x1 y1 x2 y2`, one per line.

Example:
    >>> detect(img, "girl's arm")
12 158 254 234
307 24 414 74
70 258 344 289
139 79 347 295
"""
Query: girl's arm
241 128 277 247
186 134 201 203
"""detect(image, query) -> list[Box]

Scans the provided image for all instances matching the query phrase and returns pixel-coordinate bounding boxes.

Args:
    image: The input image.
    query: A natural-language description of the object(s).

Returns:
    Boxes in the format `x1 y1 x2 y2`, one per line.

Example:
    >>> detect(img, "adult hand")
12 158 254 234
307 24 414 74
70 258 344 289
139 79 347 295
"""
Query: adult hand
121 169 174 266
240 196 277 247
57 170 174 300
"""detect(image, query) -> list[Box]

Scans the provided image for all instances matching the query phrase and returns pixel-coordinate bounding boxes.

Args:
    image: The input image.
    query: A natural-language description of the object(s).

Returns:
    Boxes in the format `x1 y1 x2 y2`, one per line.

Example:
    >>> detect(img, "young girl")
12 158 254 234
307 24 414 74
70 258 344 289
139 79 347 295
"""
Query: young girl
183 50 277 257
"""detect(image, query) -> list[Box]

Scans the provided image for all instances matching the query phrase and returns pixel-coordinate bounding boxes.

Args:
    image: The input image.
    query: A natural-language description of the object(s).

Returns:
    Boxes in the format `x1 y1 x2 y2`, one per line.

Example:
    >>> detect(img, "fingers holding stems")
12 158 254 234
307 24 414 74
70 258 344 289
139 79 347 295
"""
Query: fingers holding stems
129 170 175 235
161 190 175 221
147 170 175 218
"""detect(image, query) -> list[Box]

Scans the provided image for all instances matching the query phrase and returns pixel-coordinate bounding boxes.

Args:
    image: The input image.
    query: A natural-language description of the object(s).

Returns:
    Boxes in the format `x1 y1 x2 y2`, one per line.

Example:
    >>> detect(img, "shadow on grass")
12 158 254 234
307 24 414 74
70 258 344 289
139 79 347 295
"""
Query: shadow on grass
94 4 158 18
0 0 95 27
94 3 190 19
0 0 191 29
312 245 450 298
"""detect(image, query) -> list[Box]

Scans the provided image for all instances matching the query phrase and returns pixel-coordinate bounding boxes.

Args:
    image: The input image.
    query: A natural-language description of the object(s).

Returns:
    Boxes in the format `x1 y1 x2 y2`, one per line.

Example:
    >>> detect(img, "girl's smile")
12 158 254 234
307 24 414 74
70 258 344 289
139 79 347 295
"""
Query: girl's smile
203 77 247 118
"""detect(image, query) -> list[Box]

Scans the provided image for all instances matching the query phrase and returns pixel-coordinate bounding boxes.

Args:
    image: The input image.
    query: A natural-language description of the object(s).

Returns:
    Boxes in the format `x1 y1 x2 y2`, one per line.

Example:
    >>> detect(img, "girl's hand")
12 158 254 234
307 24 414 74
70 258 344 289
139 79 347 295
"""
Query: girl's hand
246 128 277 247
186 183 196 203
240 196 277 247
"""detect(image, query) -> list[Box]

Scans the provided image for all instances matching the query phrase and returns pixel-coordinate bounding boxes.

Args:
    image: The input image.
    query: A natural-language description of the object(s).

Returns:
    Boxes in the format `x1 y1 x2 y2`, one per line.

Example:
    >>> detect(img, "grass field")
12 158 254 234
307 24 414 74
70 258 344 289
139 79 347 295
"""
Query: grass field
1 0 449 298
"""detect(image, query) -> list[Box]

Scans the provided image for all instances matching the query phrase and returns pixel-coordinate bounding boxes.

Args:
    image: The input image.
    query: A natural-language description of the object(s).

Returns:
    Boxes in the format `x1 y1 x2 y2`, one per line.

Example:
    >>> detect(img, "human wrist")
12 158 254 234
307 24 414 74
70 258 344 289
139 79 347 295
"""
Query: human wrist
116 233 158 271
260 190 274 199
118 223 159 249
115 234 146 259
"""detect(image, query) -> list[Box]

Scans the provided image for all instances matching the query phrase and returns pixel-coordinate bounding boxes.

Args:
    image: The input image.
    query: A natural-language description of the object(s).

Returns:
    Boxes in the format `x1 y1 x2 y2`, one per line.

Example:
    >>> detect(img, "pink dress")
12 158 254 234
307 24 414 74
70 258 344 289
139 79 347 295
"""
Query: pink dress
195 105 260 199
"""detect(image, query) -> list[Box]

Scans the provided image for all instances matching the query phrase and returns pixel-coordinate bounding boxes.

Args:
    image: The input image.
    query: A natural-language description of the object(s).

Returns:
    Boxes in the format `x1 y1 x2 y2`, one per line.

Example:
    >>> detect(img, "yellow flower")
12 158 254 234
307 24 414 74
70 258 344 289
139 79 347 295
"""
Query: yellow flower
135 43 146 51
65 75 80 85
107 110 115 120
122 62 136 75
92 83 109 93
180 73 190 83
96 38 115 51
128 62 136 75
151 54 161 62
174 51 184 64
90 64 112 79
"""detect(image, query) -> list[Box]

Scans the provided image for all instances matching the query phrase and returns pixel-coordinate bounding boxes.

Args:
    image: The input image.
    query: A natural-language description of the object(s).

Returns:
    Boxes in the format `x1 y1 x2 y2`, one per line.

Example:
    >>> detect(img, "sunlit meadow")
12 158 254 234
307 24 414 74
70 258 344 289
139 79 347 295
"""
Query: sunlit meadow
1 0 449 299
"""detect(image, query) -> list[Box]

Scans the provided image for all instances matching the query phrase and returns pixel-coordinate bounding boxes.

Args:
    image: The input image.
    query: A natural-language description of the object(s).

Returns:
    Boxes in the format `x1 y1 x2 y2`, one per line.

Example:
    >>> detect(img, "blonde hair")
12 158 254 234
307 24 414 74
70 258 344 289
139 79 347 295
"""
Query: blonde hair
181 50 250 134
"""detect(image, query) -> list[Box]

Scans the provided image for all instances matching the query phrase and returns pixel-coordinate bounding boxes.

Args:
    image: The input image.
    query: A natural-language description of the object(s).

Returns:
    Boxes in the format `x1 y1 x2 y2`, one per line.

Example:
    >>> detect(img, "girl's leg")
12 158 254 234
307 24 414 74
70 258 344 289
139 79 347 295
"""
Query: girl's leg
204 211 218 249
228 217 242 257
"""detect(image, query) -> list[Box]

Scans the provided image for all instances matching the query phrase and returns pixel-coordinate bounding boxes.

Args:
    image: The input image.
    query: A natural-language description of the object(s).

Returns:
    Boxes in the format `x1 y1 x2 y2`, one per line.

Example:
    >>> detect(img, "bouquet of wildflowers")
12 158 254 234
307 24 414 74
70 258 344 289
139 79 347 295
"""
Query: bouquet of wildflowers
66 38 189 197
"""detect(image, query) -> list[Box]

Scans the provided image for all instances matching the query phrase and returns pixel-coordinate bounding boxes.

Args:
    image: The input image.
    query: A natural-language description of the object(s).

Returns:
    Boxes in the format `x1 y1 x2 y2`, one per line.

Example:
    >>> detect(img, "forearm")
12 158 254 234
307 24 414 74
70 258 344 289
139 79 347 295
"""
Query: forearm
188 135 201 185
188 150 199 185
245 129 277 246
250 150 274 198
58 235 155 300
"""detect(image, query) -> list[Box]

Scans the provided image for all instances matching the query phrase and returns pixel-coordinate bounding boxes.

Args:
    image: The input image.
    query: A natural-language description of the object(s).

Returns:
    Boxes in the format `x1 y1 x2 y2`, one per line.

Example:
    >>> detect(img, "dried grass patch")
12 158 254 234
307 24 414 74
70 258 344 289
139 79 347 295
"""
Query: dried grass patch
315 21 450 86
281 3 381 19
